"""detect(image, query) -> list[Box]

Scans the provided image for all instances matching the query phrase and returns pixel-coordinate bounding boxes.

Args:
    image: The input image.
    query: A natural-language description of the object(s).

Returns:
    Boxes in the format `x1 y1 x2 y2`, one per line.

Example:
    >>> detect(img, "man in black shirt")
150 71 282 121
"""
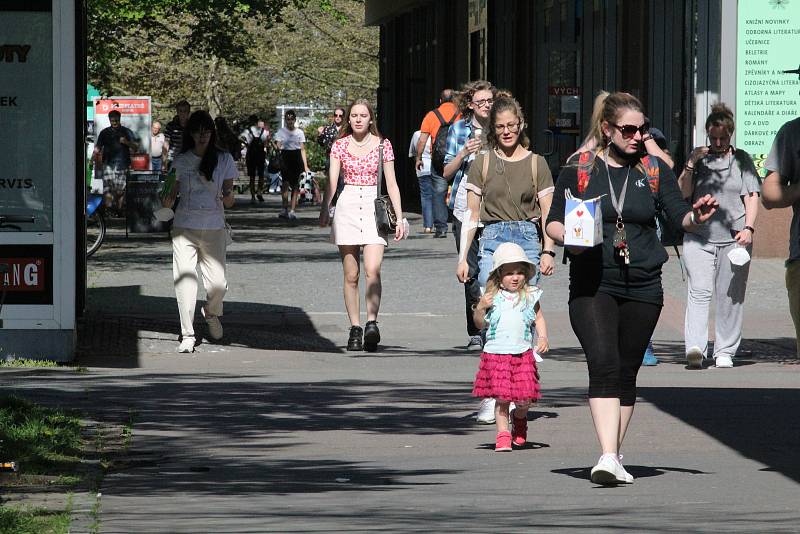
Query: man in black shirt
94 109 140 210
163 100 191 170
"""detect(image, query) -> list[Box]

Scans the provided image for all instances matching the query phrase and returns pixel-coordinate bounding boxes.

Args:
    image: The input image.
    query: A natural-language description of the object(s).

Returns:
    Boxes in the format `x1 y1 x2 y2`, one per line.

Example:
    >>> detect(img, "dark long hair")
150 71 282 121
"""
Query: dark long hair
214 116 243 158
181 110 219 181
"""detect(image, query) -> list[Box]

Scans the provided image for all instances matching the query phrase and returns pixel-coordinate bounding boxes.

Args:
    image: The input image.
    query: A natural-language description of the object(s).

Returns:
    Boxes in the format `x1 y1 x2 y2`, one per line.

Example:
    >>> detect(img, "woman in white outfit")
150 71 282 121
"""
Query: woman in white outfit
319 99 405 352
679 103 760 369
162 110 237 353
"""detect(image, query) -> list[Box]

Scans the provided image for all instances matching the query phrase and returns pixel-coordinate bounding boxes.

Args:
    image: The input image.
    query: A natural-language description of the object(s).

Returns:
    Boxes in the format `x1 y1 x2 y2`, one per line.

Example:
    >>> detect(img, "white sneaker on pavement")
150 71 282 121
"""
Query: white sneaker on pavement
466 335 483 350
476 398 496 424
715 355 734 368
687 346 704 369
288 210 297 220
590 453 634 485
178 337 195 353
202 308 223 341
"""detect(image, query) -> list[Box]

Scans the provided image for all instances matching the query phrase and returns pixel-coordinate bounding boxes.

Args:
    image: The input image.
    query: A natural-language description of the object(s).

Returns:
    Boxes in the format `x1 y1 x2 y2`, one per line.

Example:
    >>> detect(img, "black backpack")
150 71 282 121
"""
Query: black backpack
430 109 457 176
248 127 264 153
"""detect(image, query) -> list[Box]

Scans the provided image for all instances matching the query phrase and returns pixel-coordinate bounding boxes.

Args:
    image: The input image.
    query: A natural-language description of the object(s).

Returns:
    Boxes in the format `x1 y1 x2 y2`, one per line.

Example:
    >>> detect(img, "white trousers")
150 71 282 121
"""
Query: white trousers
172 228 228 338
683 236 751 359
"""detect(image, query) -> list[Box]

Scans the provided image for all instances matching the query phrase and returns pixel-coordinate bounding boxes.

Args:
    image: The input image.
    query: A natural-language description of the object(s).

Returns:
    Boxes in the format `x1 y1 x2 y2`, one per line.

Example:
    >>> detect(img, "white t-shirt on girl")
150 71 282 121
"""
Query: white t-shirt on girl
275 127 306 150
483 286 543 355
173 151 238 230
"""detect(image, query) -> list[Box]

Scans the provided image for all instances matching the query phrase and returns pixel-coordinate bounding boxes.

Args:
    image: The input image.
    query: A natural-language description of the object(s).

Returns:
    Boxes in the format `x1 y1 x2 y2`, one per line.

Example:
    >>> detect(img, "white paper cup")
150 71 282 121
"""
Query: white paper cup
727 247 750 266
154 208 175 222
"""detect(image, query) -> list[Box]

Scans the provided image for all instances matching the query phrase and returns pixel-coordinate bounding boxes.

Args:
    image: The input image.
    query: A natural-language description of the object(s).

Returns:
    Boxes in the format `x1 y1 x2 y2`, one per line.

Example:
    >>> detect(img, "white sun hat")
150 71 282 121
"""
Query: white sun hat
490 242 537 277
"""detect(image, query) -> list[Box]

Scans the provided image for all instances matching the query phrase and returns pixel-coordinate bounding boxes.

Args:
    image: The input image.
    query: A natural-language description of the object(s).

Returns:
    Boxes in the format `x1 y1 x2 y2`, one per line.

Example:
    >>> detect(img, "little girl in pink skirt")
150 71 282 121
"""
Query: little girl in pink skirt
472 242 549 452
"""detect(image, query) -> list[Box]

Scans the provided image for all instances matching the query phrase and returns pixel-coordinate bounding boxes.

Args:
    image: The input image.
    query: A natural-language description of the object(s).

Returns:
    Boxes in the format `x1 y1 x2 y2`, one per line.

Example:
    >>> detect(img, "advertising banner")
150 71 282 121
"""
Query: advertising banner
0 245 52 305
0 3 53 232
93 97 152 171
736 0 800 175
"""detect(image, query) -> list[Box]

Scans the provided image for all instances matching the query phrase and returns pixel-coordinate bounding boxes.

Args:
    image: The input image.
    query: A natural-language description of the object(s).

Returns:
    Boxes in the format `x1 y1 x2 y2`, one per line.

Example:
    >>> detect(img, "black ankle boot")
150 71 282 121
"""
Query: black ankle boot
347 326 363 351
363 320 380 352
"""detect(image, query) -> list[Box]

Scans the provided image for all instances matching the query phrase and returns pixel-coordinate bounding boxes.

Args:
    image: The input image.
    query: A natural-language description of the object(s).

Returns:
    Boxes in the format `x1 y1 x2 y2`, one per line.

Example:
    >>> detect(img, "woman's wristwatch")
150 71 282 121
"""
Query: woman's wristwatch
744 225 755 234
542 250 556 257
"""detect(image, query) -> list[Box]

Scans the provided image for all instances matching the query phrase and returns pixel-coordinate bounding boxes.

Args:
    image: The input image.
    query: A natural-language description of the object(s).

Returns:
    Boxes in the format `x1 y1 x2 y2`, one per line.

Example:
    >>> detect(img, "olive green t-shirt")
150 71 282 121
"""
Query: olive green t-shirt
466 150 554 223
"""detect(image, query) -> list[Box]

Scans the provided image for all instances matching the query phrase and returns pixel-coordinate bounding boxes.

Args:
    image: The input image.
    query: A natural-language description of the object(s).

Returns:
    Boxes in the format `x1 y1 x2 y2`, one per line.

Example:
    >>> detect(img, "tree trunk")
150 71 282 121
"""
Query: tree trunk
205 56 222 118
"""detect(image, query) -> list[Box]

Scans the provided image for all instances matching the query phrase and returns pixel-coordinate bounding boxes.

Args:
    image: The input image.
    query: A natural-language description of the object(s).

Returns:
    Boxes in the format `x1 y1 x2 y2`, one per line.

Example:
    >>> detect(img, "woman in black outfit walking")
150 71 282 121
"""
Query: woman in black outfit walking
545 92 718 485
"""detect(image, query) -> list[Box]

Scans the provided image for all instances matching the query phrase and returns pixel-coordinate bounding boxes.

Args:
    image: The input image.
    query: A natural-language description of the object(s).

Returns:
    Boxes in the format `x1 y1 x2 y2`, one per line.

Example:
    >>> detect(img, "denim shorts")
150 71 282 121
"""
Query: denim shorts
478 220 541 288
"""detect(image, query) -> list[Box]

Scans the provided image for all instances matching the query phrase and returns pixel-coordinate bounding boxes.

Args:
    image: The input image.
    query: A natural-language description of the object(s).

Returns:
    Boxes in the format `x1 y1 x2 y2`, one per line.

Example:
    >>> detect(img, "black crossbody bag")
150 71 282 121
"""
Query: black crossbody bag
374 141 397 234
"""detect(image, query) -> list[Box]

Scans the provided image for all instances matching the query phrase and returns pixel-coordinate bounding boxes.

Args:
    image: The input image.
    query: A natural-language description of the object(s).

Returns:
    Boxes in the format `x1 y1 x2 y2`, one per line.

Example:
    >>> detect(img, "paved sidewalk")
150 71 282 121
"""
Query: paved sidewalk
2 194 799 532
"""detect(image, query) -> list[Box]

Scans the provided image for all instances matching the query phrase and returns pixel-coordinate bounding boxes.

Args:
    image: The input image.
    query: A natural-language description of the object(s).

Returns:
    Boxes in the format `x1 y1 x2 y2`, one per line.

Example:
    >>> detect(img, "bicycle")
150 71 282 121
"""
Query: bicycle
86 193 106 257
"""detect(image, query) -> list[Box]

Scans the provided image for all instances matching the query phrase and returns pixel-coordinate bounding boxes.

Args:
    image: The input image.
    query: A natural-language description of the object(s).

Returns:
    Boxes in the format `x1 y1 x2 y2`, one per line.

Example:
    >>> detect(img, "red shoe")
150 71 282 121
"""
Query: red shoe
495 431 512 452
512 416 528 446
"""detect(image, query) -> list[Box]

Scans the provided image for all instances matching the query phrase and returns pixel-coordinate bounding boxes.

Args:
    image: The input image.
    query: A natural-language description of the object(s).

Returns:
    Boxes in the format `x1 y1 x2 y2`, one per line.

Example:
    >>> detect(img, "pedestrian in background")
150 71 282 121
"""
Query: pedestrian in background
150 120 165 173
762 115 800 360
241 116 269 203
319 99 406 352
409 130 433 233
275 110 310 220
444 80 497 353
416 89 460 238
471 243 548 452
318 107 345 172
164 100 191 170
94 109 140 212
215 116 243 162
546 92 718 485
161 110 237 353
680 103 760 369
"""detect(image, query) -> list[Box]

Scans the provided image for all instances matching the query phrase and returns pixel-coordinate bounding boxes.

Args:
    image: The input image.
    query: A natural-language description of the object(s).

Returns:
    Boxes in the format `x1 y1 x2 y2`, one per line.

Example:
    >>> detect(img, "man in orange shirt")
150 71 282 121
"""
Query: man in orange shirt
416 89 460 237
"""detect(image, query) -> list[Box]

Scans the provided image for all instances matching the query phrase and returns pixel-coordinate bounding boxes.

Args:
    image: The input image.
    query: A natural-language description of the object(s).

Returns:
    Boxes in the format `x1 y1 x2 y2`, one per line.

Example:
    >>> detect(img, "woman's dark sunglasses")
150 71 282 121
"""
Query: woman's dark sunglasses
611 122 649 139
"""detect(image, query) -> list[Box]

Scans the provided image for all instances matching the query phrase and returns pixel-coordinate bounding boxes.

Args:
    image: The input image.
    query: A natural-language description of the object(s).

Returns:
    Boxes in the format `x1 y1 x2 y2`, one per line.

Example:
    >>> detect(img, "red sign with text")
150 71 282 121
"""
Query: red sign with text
1 258 45 292
94 98 151 115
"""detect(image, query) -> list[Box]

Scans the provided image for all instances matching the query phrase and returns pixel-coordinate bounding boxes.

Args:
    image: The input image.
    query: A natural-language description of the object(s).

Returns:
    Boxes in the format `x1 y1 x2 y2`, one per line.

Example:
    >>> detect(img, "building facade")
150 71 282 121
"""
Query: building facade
366 0 795 257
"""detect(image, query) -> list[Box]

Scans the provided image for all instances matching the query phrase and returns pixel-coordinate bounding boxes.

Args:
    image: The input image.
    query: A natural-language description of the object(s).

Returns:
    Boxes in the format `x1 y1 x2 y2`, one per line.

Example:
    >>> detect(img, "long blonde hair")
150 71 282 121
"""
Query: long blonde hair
484 261 535 306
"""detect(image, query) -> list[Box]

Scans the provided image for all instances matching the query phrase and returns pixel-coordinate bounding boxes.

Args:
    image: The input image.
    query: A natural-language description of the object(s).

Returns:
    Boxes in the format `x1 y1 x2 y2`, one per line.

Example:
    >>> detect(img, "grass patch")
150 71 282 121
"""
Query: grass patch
0 506 70 534
0 395 83 478
0 359 60 368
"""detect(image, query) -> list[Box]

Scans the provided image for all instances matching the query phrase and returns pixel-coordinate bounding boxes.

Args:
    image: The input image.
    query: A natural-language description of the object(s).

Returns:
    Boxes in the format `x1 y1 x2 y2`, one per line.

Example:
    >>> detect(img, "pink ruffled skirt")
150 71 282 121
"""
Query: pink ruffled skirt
472 349 541 403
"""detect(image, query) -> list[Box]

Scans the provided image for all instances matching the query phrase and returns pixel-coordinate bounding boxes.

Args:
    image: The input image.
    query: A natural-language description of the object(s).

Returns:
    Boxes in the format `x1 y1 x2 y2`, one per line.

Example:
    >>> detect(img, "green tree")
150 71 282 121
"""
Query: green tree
88 0 377 125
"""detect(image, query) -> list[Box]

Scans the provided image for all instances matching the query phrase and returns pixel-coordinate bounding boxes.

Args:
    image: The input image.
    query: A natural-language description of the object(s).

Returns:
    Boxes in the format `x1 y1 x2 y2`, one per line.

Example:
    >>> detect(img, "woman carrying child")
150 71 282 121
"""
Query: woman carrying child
471 242 549 452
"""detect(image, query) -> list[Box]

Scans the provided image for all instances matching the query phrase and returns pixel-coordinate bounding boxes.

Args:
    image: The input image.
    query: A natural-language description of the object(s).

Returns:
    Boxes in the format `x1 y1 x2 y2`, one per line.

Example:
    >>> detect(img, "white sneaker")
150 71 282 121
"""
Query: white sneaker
288 210 297 221
687 346 704 369
616 454 635 483
466 335 483 350
590 453 634 485
715 355 734 368
177 337 195 353
476 398 496 424
202 308 223 341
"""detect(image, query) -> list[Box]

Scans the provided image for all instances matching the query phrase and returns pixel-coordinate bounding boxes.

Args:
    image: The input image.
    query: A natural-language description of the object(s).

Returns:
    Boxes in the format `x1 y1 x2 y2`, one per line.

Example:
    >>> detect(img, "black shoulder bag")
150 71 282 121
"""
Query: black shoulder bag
374 141 397 235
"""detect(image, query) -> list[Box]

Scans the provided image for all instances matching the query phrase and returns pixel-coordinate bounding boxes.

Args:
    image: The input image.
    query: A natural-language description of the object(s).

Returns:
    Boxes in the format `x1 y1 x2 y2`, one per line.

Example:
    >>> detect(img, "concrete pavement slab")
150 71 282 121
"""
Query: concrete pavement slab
3 194 798 532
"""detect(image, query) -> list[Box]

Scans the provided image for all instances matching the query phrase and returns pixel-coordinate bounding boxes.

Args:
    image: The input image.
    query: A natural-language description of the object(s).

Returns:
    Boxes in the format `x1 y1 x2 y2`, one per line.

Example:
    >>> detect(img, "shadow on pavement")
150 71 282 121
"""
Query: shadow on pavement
546 338 798 364
638 386 800 483
79 286 341 367
552 464 709 483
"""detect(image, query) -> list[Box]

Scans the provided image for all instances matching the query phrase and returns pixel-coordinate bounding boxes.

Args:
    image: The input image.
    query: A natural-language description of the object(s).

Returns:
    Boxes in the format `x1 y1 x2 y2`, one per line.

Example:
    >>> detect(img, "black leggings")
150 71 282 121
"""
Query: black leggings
569 292 661 406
